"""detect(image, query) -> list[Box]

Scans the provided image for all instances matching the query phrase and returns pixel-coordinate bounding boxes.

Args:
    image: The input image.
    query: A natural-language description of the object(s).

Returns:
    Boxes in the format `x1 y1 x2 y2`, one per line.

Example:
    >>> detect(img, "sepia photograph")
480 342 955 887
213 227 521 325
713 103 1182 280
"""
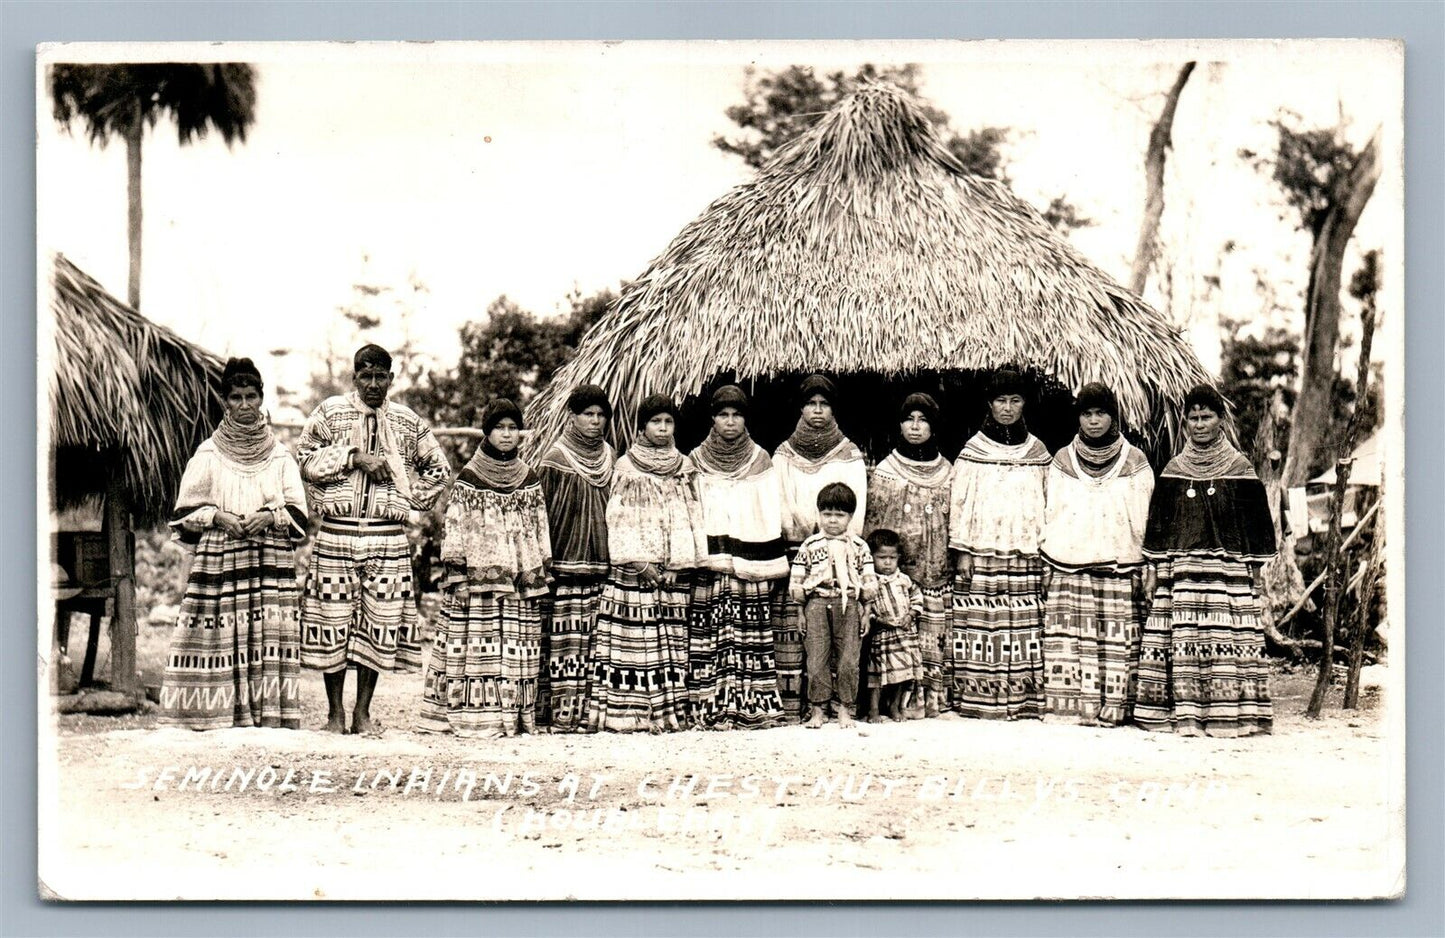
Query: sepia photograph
35 38 1406 901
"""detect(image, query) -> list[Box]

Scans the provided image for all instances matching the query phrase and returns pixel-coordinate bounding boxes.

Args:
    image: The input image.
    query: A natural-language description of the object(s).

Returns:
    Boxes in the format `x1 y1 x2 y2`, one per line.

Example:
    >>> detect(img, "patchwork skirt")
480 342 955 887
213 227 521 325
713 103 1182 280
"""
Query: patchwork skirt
1042 567 1143 725
587 568 692 733
417 568 544 737
1135 555 1272 738
916 584 950 696
158 529 302 730
950 553 1045 720
542 572 606 732
300 519 419 673
866 622 921 689
769 583 806 717
687 572 785 729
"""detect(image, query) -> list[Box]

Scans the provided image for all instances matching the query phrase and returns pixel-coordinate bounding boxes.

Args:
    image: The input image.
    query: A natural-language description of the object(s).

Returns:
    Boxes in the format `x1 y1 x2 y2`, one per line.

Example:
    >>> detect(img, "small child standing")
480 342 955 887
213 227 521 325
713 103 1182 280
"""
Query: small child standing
789 482 877 729
863 529 923 722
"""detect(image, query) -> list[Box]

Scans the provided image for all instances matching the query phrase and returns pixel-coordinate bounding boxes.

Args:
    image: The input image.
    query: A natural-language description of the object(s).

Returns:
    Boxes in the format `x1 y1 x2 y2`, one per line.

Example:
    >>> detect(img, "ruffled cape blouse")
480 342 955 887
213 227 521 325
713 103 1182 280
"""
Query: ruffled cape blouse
1142 450 1277 564
948 431 1051 558
690 443 789 581
773 438 868 543
1039 439 1154 572
864 452 953 587
439 470 553 599
170 439 308 545
605 452 708 570
536 439 614 577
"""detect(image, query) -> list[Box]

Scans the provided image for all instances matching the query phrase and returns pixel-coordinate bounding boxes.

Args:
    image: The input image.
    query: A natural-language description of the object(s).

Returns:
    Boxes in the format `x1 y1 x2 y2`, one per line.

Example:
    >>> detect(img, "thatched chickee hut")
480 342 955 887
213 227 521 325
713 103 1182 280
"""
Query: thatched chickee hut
48 253 224 694
528 84 1211 461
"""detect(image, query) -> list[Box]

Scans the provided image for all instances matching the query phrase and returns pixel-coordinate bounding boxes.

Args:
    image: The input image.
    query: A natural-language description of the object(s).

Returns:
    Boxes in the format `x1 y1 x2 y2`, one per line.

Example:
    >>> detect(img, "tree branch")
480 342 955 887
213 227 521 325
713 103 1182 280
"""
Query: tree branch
1276 500 1379 629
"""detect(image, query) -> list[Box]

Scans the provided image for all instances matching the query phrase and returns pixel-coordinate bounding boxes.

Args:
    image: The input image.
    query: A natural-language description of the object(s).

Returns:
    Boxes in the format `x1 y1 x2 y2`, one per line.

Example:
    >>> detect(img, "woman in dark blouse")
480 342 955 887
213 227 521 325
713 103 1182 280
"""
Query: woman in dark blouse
535 384 615 732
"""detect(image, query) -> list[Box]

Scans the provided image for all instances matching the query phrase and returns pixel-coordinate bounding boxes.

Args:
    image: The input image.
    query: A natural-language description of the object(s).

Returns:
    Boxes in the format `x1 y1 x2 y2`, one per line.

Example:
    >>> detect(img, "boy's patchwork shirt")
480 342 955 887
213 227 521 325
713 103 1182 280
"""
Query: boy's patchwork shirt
788 532 877 601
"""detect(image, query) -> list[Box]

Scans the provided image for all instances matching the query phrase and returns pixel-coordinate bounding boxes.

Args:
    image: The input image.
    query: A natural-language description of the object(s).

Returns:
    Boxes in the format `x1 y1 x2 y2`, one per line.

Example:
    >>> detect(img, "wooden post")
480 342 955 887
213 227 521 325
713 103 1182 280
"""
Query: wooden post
103 469 139 695
1343 494 1383 709
1275 502 1378 629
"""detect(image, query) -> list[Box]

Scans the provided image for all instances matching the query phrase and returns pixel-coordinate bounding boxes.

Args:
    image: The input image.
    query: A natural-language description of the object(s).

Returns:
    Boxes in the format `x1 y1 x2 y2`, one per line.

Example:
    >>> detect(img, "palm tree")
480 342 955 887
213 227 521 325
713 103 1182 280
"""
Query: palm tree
50 64 257 309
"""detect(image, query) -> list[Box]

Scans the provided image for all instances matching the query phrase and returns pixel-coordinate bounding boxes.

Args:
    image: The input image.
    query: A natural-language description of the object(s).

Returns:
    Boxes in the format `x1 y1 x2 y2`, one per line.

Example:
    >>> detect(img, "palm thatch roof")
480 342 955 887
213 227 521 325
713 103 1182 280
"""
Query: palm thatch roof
528 83 1211 457
49 254 224 527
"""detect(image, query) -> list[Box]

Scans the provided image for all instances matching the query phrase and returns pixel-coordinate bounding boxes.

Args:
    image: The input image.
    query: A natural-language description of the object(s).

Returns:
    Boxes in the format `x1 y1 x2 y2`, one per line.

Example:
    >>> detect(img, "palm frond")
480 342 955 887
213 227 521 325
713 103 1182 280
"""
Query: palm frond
48 63 257 148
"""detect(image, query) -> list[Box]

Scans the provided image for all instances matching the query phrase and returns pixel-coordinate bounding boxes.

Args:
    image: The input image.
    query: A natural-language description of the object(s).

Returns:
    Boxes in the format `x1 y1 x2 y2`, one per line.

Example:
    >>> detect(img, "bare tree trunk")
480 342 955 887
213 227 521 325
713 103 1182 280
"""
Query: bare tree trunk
1282 131 1380 486
1306 284 1376 718
104 469 139 696
1129 61 1195 296
125 111 143 309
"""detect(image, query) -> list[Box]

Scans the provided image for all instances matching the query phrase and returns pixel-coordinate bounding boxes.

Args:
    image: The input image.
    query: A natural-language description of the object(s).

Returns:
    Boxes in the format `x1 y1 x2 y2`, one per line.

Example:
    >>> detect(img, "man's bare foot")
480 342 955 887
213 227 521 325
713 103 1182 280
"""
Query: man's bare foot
805 706 825 729
351 714 382 737
322 714 347 734
836 705 855 729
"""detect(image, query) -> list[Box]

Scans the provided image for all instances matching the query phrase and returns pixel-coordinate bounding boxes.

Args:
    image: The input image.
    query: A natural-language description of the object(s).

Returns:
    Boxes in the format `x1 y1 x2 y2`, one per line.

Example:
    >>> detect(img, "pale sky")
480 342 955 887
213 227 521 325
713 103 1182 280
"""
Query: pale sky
37 40 1402 416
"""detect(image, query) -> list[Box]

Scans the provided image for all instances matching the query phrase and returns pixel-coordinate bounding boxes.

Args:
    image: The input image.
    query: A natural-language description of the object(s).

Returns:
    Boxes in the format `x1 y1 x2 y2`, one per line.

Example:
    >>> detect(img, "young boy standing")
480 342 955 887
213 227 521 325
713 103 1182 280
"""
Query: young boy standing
789 482 877 729
864 529 924 722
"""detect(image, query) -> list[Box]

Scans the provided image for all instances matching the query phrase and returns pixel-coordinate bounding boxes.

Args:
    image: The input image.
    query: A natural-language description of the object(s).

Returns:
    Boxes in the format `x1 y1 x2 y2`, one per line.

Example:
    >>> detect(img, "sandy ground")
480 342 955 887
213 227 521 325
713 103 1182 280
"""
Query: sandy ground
40 650 1403 902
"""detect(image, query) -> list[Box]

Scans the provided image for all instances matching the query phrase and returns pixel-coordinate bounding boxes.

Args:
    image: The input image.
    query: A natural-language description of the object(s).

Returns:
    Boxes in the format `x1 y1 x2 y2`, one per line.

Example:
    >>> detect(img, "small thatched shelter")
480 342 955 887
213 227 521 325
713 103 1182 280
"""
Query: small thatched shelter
528 84 1211 459
50 253 223 520
48 253 224 692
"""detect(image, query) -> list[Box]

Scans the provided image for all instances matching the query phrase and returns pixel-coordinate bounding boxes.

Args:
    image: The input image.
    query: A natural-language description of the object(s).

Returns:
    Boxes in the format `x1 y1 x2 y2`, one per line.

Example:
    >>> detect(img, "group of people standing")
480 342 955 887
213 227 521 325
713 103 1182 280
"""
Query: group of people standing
156 344 1278 742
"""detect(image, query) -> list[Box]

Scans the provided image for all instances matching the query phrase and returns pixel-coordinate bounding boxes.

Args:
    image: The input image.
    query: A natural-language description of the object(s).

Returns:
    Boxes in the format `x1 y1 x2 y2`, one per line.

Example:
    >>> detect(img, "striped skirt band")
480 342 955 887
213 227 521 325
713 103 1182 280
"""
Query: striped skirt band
769 587 806 717
1042 567 1143 725
587 568 692 733
687 572 785 729
300 522 419 674
158 529 302 730
418 582 543 737
916 585 950 695
1135 555 1273 738
542 573 606 732
866 620 921 689
950 554 1045 720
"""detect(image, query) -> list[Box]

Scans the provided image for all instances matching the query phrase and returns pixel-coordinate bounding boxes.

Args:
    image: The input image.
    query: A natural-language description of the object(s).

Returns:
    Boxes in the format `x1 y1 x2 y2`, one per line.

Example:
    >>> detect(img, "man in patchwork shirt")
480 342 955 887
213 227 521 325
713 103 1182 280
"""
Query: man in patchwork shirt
297 344 451 735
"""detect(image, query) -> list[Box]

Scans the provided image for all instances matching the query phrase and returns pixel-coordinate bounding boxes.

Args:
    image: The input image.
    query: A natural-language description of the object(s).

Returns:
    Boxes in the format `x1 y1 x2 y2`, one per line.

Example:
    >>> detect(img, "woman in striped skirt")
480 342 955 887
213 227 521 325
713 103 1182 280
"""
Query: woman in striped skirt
418 399 552 737
588 394 708 733
1135 385 1277 737
948 367 1051 720
536 385 615 732
863 392 953 718
688 385 788 729
160 358 308 730
1038 383 1154 725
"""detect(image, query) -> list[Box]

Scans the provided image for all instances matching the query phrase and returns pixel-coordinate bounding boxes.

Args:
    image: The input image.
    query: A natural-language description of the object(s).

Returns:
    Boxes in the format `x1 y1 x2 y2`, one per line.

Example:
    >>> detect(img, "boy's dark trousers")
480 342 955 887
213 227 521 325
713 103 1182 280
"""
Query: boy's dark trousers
803 595 861 708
